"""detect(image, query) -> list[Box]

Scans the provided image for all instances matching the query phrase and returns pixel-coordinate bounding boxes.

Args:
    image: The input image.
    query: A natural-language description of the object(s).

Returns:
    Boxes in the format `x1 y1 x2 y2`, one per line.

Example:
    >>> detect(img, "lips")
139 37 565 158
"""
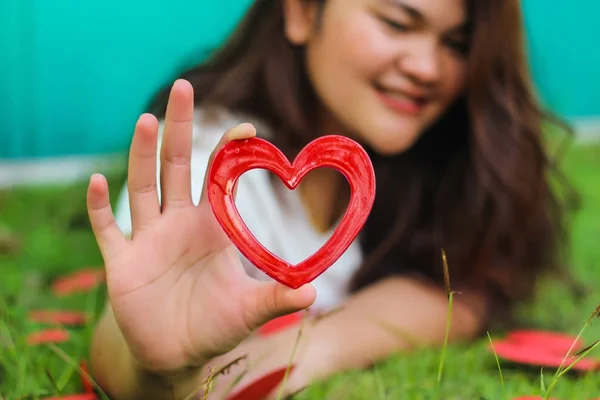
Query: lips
374 83 429 115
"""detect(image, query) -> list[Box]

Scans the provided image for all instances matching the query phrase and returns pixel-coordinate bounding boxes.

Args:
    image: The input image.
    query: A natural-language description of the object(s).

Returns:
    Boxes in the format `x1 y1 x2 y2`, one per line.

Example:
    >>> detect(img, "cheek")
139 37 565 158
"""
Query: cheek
317 14 395 79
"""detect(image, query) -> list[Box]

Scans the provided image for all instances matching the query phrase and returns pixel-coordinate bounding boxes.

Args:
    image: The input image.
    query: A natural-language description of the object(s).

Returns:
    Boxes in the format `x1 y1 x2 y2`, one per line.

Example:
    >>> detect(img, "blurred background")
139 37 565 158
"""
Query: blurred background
0 2 599 398
0 0 599 186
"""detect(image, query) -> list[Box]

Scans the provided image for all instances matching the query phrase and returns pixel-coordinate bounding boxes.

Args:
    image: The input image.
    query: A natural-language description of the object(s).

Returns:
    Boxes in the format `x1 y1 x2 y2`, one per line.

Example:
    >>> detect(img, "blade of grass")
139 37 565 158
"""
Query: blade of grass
200 366 215 400
554 303 600 378
17 337 29 396
216 369 250 400
544 303 600 400
45 368 61 394
46 342 110 400
553 340 599 378
275 311 308 400
540 368 546 397
573 340 600 358
212 355 248 377
0 319 19 366
184 350 274 400
486 332 506 400
435 291 453 400
434 250 453 400
216 349 279 400
372 365 386 399
55 363 76 393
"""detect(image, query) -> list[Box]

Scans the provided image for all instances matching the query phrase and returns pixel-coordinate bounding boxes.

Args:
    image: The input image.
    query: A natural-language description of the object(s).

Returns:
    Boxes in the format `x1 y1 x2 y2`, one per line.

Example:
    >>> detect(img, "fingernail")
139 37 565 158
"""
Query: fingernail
238 123 254 130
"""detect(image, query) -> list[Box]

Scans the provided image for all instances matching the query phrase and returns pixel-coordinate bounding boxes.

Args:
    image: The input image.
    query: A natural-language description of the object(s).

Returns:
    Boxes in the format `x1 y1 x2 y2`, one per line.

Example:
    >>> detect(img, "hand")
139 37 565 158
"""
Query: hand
86 79 316 376
201 319 324 400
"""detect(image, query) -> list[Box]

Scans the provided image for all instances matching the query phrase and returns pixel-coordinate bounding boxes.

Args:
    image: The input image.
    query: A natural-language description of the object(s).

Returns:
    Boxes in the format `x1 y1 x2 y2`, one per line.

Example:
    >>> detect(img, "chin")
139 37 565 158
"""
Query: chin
363 124 424 156
365 136 418 156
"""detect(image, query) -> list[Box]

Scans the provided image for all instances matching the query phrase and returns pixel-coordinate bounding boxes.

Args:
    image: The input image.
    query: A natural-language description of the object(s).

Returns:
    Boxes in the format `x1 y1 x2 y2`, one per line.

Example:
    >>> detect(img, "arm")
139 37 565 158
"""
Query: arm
91 303 207 400
308 275 487 371
203 275 489 399
89 274 485 399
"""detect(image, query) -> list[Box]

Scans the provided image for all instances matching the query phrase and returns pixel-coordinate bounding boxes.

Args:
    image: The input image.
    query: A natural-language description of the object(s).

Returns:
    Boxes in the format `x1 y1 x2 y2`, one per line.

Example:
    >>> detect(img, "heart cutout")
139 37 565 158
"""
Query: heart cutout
207 135 376 289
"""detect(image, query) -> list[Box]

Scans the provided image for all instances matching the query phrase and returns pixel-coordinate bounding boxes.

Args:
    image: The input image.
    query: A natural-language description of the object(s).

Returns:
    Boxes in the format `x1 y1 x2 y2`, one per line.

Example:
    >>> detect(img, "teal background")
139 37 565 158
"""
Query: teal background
1 0 598 159
521 0 600 119
0 0 252 159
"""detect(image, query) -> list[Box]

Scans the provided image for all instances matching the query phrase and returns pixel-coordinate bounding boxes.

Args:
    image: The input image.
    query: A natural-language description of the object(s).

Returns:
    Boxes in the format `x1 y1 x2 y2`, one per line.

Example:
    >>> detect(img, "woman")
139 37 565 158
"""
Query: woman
86 0 571 398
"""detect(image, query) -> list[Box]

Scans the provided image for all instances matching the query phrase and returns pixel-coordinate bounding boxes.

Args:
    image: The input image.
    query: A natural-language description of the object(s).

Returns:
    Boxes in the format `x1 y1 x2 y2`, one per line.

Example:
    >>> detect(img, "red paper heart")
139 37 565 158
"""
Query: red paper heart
492 340 599 371
512 397 600 400
208 135 376 289
489 330 600 372
27 329 70 345
42 394 98 400
257 312 302 337
29 310 88 326
226 365 296 400
52 268 105 296
79 360 94 394
512 397 559 400
505 330 582 354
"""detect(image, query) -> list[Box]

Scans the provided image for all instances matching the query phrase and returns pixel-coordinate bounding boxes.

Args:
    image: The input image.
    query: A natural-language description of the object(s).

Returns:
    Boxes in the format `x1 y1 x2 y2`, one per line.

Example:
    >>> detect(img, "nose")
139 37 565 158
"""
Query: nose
396 38 441 86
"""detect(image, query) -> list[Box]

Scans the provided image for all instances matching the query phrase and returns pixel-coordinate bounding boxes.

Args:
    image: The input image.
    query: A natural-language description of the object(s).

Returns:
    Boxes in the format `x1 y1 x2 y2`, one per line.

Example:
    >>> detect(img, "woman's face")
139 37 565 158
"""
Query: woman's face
284 0 470 155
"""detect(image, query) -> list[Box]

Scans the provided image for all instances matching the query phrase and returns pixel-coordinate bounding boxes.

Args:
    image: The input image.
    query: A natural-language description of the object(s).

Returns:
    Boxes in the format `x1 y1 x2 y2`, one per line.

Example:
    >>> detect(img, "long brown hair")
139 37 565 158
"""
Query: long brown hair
148 0 578 321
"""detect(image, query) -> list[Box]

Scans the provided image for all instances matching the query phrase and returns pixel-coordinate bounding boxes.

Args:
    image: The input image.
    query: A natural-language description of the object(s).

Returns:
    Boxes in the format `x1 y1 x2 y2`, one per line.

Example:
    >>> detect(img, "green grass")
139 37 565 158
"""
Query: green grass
1 139 599 399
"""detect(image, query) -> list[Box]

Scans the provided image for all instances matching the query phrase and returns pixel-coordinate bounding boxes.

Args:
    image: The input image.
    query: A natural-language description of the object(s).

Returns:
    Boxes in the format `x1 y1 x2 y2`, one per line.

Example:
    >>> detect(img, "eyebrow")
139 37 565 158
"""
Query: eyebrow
380 0 424 20
380 0 470 33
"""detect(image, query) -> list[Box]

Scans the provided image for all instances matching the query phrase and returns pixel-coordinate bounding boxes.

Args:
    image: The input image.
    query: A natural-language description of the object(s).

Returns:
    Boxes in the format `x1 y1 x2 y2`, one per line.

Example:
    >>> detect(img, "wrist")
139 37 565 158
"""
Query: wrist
131 362 205 400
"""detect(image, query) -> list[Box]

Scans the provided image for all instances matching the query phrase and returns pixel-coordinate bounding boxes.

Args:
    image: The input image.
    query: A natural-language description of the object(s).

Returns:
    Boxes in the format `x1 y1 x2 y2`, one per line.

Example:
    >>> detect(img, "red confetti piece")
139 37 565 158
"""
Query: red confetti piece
41 393 98 400
227 365 296 400
27 329 70 345
490 329 600 372
79 360 94 394
506 330 583 353
513 397 600 400
257 312 302 337
29 310 88 326
512 397 559 400
52 269 105 296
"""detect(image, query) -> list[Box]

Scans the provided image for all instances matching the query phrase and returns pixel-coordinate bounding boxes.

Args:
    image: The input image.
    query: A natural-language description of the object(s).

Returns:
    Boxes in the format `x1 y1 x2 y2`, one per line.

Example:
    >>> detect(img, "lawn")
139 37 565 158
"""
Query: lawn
0 137 599 399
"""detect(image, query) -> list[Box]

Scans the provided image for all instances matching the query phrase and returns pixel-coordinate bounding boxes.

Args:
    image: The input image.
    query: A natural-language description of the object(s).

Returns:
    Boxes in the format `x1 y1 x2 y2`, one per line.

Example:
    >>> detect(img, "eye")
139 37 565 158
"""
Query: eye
444 38 469 56
378 16 410 33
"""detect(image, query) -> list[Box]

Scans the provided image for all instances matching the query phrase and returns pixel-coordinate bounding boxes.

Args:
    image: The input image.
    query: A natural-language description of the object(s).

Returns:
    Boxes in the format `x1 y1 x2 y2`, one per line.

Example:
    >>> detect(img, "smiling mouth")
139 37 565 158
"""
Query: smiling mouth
374 84 429 115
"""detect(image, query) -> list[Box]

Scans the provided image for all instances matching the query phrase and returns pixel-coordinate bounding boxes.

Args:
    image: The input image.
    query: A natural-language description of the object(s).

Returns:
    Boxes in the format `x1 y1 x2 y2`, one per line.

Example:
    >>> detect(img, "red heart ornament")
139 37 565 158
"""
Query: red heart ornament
207 135 376 289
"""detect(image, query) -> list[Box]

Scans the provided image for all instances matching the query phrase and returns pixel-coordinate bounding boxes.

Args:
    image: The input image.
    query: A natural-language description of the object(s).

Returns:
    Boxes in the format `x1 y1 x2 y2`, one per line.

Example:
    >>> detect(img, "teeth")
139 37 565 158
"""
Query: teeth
384 90 418 104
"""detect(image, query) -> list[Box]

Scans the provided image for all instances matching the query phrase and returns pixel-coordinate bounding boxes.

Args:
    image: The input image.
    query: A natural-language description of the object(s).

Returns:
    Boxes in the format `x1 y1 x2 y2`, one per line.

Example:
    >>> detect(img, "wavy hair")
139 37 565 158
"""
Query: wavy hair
148 0 578 323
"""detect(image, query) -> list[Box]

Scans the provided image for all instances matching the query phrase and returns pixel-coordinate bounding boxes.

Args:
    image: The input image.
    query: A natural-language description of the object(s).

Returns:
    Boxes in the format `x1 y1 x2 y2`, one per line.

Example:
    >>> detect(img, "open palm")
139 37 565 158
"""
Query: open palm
86 79 316 374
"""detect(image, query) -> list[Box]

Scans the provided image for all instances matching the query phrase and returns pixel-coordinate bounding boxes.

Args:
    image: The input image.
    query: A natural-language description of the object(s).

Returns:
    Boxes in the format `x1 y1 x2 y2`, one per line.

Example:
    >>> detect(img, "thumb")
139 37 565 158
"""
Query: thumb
199 122 256 205
246 281 317 329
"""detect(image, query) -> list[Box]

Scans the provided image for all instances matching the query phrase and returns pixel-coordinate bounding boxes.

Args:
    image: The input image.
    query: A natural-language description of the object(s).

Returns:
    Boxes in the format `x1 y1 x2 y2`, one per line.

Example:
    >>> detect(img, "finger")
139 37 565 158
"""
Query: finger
87 174 128 262
127 113 161 233
244 281 316 330
199 122 257 205
160 79 195 210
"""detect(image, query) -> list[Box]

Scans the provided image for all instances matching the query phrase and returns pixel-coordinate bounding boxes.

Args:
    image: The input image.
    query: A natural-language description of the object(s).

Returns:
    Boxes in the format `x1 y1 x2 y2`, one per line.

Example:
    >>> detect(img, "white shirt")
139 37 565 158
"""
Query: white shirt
114 107 363 312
